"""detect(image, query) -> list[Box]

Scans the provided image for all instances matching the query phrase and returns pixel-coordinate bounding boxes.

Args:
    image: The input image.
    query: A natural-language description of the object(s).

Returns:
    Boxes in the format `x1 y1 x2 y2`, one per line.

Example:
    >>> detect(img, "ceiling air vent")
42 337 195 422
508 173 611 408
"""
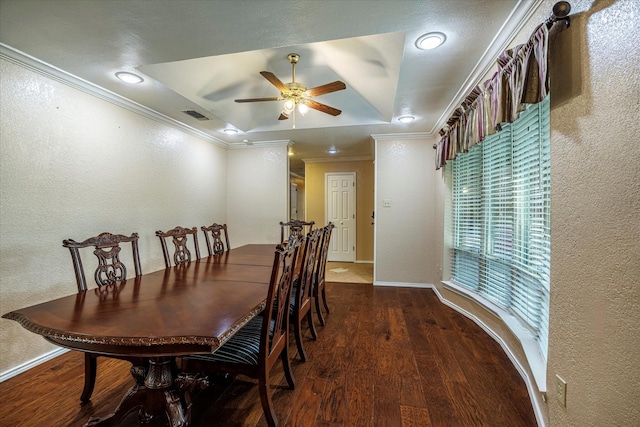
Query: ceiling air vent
182 110 209 121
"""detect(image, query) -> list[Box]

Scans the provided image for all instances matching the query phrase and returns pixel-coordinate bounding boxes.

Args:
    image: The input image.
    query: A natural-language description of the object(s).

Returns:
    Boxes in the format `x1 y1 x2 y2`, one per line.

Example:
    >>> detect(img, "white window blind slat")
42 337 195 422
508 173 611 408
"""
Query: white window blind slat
450 96 550 359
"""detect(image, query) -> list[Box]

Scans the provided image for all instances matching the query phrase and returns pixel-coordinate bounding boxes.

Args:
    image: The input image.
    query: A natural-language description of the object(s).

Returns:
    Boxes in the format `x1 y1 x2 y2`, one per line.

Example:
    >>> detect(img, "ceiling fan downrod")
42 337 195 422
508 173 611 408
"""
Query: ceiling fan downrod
288 53 300 83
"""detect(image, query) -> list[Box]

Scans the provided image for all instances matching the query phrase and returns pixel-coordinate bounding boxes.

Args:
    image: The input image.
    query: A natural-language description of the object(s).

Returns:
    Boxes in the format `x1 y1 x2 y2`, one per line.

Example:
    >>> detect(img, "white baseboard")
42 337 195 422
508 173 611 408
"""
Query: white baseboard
354 260 373 264
373 281 431 288
0 347 68 383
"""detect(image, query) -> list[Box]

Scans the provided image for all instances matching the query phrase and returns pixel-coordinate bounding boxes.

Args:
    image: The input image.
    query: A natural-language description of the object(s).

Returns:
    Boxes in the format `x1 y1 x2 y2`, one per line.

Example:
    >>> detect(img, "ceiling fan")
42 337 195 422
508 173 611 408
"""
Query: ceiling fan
234 53 346 124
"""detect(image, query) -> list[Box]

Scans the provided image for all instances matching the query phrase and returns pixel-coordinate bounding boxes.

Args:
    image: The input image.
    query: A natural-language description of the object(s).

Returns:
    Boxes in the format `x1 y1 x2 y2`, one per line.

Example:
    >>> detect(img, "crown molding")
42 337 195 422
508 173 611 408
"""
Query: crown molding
226 139 291 150
302 155 374 164
0 43 229 149
370 132 433 141
289 171 304 179
429 0 544 135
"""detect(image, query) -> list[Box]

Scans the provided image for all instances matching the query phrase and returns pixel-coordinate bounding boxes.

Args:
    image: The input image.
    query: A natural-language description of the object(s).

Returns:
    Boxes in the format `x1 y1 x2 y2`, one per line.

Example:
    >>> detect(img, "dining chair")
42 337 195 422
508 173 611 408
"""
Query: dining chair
181 239 302 427
314 223 334 326
279 219 315 243
201 223 230 256
62 231 144 403
156 226 201 268
290 228 321 362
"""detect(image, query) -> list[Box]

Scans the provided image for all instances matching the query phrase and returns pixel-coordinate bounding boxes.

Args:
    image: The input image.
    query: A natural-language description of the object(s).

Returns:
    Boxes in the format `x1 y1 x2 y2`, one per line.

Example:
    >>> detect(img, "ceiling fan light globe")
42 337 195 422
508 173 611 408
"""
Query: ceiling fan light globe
283 99 295 113
298 103 310 115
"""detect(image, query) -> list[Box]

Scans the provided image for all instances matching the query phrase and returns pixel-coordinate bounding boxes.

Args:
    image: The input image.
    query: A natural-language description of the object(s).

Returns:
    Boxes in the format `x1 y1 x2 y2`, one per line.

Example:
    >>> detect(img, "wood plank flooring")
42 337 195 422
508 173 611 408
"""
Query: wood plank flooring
0 283 536 427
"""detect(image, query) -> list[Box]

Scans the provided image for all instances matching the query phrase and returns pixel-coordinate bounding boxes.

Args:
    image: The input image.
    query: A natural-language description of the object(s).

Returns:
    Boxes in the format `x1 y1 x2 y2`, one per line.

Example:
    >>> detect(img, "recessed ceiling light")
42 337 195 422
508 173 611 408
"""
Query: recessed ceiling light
115 71 143 84
415 32 446 50
398 115 415 123
326 145 339 154
223 128 238 135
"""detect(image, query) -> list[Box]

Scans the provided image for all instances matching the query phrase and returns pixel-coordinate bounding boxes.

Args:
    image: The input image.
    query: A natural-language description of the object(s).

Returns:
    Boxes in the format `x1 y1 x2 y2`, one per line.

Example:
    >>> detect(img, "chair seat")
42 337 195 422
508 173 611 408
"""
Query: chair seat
184 316 276 366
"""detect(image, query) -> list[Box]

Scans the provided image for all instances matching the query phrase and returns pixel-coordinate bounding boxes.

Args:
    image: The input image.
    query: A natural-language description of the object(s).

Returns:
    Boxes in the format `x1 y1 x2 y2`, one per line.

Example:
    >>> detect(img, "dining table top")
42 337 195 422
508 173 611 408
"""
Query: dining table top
2 243 280 358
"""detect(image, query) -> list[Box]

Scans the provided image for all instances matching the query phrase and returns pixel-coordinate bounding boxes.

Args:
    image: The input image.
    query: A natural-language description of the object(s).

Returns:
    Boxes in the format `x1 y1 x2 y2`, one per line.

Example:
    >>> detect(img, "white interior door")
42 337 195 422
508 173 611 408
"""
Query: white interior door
326 173 355 262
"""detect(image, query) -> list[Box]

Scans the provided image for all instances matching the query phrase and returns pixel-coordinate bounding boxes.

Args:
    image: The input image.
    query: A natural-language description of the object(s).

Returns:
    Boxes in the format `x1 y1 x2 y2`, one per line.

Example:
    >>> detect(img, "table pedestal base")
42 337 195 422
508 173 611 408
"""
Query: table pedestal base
85 358 208 427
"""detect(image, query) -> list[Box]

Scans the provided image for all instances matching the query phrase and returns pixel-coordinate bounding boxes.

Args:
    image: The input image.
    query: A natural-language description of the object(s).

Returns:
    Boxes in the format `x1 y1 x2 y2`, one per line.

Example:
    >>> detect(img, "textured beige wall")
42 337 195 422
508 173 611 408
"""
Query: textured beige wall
0 59 228 373
545 0 640 425
374 136 441 284
226 145 289 246
304 159 374 261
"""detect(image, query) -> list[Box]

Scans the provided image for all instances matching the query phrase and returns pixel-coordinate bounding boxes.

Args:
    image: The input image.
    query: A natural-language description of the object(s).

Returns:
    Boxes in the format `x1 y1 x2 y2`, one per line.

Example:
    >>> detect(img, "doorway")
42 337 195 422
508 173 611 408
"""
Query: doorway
290 183 298 220
325 172 355 262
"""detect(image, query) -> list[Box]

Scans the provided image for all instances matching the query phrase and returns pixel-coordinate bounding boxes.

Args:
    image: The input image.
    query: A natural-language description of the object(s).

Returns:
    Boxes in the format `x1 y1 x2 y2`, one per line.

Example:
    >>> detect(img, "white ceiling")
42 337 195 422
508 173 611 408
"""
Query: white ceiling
0 0 539 175
138 31 406 132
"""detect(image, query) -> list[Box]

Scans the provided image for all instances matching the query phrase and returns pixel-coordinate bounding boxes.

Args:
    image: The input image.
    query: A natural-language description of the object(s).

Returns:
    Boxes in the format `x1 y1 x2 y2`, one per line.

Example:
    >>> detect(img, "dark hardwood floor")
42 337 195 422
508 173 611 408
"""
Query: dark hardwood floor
0 283 536 426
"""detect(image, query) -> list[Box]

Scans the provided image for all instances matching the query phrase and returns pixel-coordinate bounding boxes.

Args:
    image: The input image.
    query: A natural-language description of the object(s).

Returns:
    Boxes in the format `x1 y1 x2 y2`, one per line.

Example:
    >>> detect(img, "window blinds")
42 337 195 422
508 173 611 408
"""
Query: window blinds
451 96 550 357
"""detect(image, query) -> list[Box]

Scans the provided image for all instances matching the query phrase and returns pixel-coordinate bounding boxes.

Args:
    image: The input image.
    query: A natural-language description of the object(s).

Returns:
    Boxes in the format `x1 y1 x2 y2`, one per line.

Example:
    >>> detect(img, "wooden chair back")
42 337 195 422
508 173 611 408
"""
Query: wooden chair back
314 223 334 326
62 232 142 292
279 219 315 243
201 223 230 256
263 238 301 367
181 237 302 427
316 223 334 286
290 228 321 361
297 229 321 312
155 226 201 268
62 231 145 403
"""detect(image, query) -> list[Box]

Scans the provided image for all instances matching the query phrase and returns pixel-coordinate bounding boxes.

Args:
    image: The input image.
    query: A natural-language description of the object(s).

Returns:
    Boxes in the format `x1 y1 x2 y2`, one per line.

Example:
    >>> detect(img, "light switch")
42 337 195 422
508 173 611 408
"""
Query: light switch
383 199 392 207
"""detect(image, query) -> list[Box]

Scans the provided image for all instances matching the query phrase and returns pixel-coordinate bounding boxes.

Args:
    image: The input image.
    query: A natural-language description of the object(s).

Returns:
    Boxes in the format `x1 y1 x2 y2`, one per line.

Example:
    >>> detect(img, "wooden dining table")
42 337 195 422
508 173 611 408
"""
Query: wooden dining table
2 243 279 427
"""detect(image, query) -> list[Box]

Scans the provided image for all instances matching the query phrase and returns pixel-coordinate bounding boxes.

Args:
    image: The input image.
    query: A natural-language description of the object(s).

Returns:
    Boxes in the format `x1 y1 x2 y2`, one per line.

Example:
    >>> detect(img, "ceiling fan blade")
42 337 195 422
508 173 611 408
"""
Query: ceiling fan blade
305 100 342 116
234 97 280 103
278 113 290 121
305 81 346 97
260 71 287 92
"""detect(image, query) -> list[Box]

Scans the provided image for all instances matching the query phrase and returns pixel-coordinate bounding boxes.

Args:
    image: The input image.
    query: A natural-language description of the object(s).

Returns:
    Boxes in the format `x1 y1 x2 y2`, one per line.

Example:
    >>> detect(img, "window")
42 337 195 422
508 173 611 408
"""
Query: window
450 96 550 358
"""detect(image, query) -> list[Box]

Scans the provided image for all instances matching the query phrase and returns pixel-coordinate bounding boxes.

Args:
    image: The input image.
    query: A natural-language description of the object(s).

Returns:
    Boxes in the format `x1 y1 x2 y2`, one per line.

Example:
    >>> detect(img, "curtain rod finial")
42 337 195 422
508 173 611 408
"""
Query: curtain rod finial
546 2 571 29
552 1 571 19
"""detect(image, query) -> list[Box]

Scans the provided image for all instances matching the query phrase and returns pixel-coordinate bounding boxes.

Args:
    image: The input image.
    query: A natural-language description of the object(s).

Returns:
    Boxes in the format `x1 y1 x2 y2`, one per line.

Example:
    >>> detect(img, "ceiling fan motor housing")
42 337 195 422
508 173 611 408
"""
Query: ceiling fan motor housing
285 82 308 101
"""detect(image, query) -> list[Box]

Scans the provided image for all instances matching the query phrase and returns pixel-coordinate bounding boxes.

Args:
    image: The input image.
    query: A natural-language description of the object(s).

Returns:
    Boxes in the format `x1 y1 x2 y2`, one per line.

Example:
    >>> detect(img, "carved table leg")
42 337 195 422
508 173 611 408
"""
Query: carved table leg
85 364 148 426
85 357 208 427
141 358 188 427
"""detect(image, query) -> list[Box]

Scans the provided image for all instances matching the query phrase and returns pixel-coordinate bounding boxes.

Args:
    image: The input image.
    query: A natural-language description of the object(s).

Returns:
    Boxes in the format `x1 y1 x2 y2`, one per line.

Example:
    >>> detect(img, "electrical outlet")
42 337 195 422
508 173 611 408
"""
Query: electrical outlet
556 374 567 407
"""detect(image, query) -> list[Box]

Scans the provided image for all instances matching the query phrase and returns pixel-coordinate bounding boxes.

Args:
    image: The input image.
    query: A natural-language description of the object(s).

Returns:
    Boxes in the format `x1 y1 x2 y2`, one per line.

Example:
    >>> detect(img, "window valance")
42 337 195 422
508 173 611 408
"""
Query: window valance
435 23 551 170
